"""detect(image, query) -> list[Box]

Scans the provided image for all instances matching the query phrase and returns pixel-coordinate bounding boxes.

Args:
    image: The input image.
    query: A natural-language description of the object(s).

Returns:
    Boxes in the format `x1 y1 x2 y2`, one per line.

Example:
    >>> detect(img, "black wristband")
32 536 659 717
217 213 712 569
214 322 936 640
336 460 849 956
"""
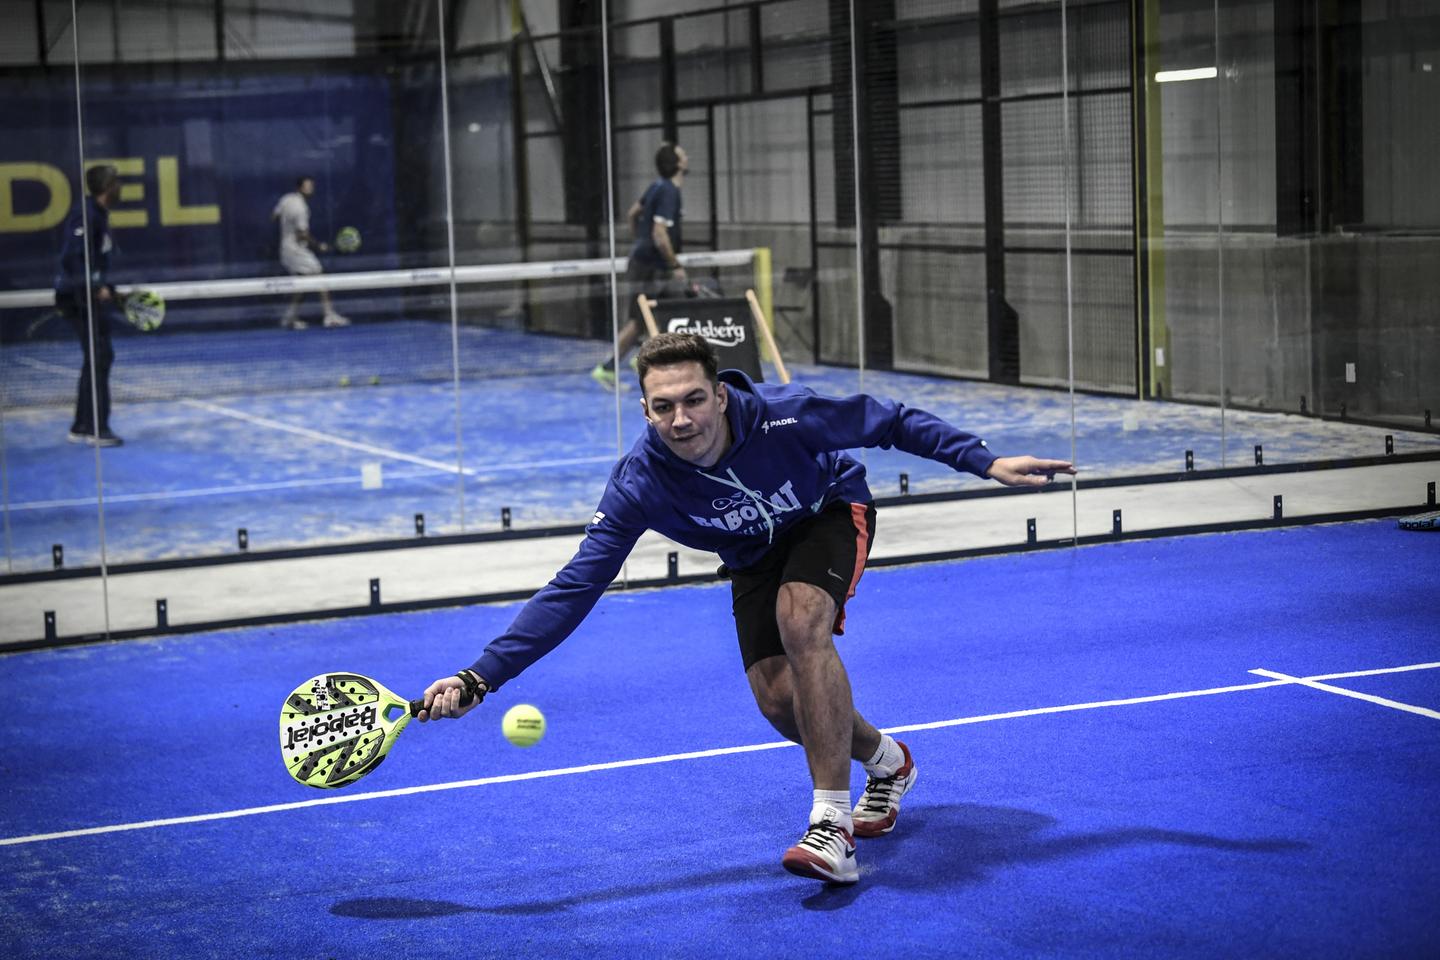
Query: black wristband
455 669 488 704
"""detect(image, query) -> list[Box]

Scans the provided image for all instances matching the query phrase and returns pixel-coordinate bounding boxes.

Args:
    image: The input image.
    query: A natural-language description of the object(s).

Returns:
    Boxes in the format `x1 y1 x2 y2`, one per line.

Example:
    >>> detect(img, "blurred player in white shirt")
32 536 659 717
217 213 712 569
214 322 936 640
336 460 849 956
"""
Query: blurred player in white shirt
272 176 349 329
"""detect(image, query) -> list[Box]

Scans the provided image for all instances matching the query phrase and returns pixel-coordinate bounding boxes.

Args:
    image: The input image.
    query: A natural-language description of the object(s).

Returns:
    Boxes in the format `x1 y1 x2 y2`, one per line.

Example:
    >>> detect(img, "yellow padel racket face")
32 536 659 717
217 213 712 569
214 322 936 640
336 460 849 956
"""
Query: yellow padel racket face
124 289 165 332
280 673 414 789
334 226 361 253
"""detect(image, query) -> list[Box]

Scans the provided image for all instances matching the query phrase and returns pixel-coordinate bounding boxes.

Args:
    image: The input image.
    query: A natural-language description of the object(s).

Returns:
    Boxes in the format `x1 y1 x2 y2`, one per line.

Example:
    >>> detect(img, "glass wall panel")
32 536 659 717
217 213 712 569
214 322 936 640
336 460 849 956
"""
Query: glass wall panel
5 0 1430 645
451 11 627 535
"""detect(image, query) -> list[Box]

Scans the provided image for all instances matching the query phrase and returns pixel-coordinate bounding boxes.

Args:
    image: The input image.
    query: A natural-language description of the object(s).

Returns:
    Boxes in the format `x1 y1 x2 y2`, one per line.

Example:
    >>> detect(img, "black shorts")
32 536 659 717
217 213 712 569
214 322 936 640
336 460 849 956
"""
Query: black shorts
729 499 877 672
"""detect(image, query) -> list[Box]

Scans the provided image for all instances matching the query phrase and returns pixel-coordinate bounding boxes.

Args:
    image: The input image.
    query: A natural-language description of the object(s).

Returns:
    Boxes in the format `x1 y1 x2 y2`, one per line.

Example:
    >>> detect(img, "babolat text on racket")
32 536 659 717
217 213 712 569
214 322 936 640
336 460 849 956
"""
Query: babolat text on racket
280 672 469 789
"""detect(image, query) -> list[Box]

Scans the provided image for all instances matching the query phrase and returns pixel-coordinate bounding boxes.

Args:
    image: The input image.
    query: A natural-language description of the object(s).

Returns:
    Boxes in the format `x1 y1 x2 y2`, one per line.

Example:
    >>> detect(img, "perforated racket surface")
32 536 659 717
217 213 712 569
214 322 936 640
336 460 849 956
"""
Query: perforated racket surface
122 289 165 331
280 673 425 789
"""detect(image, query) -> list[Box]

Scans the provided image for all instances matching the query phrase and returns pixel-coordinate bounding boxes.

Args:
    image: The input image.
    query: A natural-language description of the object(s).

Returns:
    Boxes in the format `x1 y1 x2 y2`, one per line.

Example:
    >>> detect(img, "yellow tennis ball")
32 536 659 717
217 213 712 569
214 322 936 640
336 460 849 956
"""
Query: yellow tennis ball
502 704 545 747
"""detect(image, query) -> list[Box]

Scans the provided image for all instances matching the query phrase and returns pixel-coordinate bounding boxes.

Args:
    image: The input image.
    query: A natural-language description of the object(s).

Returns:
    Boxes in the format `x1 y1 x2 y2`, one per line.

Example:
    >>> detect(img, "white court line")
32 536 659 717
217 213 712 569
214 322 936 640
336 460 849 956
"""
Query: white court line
6 474 403 510
1250 667 1440 720
7 454 615 511
15 355 465 475
4 661 1434 848
12 355 613 485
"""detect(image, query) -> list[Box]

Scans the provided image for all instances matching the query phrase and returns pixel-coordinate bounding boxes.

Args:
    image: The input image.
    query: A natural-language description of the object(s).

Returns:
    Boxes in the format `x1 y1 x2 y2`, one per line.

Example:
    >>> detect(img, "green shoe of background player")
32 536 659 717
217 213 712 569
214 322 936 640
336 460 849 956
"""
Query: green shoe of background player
590 363 617 391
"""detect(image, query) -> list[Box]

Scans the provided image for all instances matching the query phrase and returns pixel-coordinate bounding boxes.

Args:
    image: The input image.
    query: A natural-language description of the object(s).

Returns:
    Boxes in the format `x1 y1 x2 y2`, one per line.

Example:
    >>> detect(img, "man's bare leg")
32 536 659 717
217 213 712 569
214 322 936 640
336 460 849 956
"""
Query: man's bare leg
746 654 882 765
774 581 859 791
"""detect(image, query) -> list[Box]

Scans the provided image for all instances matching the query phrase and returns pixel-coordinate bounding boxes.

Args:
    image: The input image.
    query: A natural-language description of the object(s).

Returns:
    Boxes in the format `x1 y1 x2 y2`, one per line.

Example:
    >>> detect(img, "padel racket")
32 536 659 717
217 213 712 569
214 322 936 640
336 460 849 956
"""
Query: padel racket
280 672 470 789
334 226 362 254
121 289 165 332
1398 509 1439 531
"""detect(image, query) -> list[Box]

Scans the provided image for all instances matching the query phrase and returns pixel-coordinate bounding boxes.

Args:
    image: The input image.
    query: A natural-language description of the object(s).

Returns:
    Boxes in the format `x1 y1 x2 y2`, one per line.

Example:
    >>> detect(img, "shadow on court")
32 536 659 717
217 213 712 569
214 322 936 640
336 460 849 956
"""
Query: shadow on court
329 802 1307 920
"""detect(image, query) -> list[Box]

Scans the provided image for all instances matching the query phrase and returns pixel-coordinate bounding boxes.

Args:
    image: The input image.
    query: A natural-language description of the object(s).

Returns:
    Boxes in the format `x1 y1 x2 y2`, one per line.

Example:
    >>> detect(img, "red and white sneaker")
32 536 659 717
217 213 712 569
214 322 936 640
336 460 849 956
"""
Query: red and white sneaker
781 811 859 884
852 740 917 838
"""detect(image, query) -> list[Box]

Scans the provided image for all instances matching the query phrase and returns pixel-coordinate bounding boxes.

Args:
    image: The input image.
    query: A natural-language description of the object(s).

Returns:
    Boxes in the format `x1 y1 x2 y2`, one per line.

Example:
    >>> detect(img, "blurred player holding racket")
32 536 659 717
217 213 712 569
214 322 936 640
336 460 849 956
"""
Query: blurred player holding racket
54 164 129 447
421 332 1075 885
272 175 350 330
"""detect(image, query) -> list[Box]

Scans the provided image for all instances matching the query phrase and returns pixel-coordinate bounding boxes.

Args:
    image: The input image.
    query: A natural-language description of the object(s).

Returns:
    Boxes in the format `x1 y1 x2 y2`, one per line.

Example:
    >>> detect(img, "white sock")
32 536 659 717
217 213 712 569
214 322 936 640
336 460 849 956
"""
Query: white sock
863 734 904 778
810 789 853 832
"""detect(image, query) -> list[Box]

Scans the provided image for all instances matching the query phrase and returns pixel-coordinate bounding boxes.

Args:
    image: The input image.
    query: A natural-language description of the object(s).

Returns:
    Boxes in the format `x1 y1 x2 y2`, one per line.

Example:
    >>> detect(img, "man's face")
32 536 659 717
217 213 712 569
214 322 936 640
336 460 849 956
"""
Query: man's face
299 179 315 197
674 146 689 176
641 361 729 467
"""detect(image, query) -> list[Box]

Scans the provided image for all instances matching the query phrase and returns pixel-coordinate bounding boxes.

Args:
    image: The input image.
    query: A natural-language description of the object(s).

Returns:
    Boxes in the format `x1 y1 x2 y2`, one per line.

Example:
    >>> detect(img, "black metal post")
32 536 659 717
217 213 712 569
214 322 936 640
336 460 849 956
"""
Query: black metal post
1274 0 1318 235
510 38 531 266
829 0 897 370
749 4 764 94
707 104 718 249
213 0 225 61
659 17 678 143
980 0 1018 383
35 0 47 65
806 91 821 363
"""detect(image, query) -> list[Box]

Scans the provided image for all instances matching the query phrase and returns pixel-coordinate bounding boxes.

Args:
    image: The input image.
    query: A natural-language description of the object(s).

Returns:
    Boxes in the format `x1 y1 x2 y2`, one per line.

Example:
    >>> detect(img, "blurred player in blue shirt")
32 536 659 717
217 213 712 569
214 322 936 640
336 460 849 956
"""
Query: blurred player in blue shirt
54 164 123 446
592 142 689 390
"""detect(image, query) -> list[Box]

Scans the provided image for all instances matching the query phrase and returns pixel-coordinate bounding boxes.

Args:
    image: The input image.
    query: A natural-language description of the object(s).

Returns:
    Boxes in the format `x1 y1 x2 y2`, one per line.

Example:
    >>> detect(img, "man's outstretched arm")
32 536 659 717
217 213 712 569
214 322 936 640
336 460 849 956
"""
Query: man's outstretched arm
985 456 1077 487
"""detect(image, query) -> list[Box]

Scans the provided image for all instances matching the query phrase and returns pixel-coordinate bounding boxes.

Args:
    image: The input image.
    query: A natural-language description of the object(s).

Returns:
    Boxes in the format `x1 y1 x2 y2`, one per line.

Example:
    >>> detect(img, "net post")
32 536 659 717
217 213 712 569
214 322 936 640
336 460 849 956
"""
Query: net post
369 578 381 608
638 296 661 338
1112 509 1122 536
51 544 63 570
237 528 248 551
156 599 168 629
1273 495 1283 520
1185 449 1194 472
44 611 56 641
666 551 678 581
1428 481 1435 507
745 288 789 384
1026 518 1037 544
752 247 773 356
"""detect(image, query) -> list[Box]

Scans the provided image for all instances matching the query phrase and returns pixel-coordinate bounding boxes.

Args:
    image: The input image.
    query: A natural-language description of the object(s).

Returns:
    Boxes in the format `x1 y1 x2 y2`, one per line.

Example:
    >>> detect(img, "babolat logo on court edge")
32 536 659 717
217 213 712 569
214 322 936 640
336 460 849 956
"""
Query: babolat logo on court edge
284 705 378 751
667 316 747 346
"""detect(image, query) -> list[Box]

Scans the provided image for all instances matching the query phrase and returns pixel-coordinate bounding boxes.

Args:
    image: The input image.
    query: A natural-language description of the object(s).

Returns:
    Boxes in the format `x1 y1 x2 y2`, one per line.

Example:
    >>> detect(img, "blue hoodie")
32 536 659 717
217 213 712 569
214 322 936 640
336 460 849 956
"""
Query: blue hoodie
470 369 998 688
54 196 112 297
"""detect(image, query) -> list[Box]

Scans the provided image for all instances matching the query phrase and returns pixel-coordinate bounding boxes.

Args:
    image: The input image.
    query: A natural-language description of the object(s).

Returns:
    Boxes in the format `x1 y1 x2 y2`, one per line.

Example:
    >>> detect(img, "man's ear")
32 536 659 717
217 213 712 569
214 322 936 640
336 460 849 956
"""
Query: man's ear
640 396 653 421
716 382 727 412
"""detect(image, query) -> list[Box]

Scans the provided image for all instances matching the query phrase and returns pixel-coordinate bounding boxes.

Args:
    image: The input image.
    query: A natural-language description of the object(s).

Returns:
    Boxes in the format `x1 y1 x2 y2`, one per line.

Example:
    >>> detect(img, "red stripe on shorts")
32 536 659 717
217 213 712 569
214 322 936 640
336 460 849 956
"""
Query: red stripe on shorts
833 501 872 636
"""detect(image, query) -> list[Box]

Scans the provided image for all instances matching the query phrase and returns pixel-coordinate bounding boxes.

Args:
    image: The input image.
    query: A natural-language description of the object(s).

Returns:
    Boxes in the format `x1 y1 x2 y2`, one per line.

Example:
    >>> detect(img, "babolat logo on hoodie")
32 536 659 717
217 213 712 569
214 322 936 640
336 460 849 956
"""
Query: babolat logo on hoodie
691 479 804 533
284 704 378 751
666 315 747 346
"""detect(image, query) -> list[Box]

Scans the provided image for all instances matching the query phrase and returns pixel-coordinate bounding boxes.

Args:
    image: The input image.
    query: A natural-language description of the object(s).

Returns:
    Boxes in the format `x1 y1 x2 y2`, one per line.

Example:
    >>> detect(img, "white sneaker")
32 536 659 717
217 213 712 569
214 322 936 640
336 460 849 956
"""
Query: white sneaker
322 312 351 328
853 740 917 838
781 810 858 884
281 316 308 330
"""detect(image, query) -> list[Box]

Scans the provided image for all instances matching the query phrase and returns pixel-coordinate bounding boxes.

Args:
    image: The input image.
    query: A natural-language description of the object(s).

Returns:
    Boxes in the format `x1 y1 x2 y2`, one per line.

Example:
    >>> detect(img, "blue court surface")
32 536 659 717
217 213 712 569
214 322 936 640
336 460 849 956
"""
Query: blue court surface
2 519 1437 958
5 323 1437 571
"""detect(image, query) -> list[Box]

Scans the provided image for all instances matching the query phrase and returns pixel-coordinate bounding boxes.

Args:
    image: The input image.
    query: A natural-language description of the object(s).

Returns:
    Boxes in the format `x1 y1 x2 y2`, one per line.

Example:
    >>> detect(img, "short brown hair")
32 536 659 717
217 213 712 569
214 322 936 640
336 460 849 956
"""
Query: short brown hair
85 164 118 197
655 142 681 178
636 333 718 393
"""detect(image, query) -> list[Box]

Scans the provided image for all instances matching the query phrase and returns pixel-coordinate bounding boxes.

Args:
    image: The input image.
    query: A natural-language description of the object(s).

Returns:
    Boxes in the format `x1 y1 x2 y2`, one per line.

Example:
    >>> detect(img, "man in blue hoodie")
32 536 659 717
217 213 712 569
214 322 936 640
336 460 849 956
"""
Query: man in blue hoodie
421 333 1074 885
55 164 123 446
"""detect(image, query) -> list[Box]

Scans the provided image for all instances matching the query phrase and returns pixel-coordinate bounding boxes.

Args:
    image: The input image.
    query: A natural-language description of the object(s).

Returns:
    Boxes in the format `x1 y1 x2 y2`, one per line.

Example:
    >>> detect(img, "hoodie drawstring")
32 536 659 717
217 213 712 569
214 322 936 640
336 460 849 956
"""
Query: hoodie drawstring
698 466 777 544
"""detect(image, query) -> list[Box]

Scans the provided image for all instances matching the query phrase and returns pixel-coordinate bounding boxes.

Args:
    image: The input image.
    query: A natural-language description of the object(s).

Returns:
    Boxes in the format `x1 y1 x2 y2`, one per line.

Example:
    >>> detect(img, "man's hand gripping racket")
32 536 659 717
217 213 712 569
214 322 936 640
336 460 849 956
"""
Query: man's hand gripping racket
279 670 485 789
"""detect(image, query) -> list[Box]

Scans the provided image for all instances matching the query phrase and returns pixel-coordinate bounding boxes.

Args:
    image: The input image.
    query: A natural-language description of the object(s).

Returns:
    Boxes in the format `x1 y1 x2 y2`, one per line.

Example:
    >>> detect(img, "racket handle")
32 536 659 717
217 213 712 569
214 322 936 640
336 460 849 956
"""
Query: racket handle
408 690 475 716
